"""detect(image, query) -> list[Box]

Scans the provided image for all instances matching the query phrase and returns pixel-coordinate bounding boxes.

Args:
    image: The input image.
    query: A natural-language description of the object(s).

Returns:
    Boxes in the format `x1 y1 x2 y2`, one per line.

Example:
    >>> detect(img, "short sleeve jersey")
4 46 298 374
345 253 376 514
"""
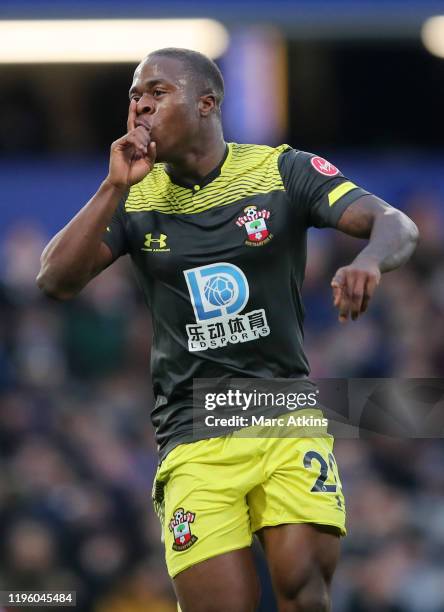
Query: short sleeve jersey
103 143 370 460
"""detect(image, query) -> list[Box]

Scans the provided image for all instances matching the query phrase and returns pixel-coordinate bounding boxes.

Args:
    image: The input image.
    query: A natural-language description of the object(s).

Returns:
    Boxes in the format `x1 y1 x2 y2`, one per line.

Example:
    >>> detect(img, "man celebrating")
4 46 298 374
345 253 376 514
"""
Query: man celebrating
37 48 418 612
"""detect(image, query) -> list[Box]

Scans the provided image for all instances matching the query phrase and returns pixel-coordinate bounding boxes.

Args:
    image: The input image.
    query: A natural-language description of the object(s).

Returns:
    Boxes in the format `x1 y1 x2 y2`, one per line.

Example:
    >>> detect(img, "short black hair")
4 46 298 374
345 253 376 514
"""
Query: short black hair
146 47 225 109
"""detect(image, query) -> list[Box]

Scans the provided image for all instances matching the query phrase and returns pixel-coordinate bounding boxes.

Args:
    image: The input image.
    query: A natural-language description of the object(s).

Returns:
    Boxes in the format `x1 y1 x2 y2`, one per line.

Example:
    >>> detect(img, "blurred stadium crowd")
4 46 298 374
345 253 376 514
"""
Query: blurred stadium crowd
0 183 444 611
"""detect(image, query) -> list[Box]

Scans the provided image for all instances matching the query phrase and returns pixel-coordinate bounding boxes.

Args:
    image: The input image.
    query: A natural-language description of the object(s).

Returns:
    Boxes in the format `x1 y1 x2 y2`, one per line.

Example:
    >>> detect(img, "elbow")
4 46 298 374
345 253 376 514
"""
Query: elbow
36 267 77 301
408 219 420 247
392 208 419 250
401 212 419 252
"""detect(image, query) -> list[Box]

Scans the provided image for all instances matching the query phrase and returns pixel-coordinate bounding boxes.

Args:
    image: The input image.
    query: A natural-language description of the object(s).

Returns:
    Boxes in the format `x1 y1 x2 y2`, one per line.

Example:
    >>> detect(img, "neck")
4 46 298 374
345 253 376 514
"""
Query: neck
165 129 226 184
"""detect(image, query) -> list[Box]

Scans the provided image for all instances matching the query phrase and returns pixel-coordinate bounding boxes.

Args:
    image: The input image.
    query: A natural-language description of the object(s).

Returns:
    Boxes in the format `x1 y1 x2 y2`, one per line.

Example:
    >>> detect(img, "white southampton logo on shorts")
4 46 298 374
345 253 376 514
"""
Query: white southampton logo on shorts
183 263 270 352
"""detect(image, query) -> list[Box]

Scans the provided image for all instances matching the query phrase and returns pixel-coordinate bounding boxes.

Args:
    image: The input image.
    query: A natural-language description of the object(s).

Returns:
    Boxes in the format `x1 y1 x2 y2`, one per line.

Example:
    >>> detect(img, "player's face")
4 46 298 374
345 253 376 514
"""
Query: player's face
129 56 201 162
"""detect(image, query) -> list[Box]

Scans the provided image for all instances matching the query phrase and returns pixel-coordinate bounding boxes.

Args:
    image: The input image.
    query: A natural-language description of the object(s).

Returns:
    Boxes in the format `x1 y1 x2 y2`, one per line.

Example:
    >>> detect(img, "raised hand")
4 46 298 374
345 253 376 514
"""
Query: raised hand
106 100 157 190
331 258 381 322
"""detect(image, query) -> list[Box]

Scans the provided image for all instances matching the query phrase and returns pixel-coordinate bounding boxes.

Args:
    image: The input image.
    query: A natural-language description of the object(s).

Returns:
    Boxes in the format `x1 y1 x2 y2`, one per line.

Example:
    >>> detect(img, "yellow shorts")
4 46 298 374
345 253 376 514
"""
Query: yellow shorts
152 410 346 578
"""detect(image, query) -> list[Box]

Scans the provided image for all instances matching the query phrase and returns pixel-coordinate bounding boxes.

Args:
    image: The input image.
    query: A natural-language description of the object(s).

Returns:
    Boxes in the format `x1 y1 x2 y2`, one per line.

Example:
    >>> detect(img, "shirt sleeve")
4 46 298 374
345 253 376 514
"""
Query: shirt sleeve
101 193 130 259
279 147 371 228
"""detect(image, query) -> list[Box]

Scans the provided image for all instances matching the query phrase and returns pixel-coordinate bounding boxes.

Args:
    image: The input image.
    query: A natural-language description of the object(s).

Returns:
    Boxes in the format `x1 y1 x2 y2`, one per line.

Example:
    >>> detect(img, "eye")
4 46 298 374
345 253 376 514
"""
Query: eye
153 89 166 97
130 95 141 102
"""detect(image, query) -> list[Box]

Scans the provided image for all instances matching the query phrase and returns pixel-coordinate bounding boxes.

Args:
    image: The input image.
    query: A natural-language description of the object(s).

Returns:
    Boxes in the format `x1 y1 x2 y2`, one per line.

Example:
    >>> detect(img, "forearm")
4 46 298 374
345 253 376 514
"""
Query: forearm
353 207 419 273
37 179 125 298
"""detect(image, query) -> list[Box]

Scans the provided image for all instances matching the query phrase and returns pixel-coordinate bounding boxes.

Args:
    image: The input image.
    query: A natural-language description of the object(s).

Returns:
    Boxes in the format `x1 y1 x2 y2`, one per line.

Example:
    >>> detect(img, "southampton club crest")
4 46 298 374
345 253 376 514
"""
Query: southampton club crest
236 205 273 247
169 508 198 551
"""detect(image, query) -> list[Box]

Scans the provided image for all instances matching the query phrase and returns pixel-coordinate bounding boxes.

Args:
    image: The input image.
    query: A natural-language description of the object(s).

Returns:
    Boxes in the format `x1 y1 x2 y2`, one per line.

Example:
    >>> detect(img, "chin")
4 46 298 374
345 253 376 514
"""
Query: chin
153 144 166 164
155 150 165 162
155 149 175 165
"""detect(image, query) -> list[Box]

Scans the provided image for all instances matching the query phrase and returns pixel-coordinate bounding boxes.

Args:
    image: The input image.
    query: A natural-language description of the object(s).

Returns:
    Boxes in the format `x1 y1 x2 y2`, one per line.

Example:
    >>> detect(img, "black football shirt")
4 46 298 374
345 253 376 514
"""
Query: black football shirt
102 143 370 460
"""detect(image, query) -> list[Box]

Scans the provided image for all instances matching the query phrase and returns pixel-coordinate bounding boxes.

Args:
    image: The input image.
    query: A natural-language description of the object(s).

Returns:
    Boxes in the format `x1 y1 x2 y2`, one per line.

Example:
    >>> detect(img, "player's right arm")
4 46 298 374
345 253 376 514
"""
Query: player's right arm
37 100 156 300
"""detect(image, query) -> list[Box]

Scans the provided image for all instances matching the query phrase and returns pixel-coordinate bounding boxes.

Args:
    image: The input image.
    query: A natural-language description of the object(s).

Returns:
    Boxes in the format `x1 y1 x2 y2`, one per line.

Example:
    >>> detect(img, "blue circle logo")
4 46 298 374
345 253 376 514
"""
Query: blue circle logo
203 275 235 307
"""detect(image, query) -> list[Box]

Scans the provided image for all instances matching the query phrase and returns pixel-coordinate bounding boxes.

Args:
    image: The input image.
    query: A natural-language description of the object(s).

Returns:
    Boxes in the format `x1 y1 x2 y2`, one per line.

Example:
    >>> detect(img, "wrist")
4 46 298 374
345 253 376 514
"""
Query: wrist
353 253 381 271
102 176 129 196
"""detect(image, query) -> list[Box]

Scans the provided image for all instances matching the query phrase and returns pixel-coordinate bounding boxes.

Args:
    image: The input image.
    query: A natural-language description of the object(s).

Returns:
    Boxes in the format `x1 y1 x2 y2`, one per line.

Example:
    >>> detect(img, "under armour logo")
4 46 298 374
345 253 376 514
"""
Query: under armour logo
142 233 169 252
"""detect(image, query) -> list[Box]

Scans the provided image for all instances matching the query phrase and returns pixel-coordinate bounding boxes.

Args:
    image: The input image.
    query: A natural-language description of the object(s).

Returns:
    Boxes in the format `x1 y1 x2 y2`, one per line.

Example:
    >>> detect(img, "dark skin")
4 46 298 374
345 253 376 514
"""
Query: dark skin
37 55 419 611
174 525 340 612
333 193 418 322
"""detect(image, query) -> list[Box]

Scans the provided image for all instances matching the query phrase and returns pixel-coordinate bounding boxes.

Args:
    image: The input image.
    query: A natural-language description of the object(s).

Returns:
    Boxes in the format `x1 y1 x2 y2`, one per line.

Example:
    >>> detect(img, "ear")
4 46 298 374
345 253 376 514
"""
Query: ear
198 94 217 117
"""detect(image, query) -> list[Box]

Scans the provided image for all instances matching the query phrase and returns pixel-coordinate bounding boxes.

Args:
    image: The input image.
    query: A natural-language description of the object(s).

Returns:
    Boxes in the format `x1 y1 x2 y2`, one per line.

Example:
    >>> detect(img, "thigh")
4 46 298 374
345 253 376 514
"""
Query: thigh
174 547 260 612
258 523 340 611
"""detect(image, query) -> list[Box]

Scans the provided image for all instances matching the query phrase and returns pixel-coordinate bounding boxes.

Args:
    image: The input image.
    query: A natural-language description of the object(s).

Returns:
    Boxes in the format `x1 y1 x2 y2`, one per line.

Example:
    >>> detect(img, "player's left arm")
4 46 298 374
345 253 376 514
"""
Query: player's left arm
332 194 419 322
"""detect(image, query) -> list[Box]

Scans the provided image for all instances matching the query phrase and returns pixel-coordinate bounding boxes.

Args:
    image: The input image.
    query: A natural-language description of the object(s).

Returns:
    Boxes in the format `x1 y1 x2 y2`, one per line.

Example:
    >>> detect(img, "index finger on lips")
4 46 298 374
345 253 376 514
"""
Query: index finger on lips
127 99 137 132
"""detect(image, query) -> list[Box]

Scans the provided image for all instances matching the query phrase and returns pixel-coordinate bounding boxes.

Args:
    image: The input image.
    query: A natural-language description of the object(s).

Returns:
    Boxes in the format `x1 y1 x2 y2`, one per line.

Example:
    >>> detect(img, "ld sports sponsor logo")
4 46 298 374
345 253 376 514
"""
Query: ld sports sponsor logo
183 262 270 352
310 156 340 177
236 205 273 247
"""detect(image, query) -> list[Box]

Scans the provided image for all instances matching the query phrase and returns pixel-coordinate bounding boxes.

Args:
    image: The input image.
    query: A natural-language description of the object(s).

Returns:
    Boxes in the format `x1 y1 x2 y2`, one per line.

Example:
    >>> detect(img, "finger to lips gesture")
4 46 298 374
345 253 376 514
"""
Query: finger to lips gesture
125 98 157 166
108 100 157 188
331 259 381 322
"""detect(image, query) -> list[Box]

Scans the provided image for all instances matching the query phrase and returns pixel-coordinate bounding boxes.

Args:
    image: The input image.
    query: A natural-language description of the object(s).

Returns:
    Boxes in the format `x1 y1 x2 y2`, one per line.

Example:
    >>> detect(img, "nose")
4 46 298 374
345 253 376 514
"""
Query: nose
136 93 155 115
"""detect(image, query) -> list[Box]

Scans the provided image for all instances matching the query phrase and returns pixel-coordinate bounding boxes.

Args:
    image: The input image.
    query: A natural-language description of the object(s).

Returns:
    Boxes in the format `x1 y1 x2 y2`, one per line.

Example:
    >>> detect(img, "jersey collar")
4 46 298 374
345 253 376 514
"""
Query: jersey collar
164 143 231 191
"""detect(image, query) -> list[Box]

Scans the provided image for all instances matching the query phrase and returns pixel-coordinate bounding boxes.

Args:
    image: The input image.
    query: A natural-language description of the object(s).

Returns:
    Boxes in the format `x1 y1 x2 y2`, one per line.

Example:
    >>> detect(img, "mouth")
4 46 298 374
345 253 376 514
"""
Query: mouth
135 122 152 133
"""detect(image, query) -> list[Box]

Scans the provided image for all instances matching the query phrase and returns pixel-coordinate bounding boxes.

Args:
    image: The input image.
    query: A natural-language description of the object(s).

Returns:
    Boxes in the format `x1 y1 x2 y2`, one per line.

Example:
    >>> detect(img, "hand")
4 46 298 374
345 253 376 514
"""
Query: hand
106 100 157 190
331 258 381 322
